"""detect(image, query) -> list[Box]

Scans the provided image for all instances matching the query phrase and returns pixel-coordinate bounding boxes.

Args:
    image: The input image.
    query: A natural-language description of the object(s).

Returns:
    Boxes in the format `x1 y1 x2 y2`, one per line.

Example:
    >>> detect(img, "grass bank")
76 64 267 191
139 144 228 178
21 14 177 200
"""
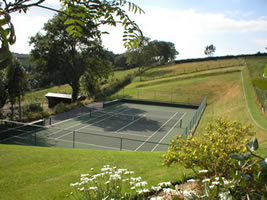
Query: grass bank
0 145 189 200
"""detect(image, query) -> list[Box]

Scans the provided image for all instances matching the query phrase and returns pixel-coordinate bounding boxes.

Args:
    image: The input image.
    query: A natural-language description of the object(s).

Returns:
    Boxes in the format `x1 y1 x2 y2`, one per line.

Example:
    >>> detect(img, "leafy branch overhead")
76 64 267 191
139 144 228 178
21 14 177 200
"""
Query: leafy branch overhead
0 0 144 69
60 0 144 48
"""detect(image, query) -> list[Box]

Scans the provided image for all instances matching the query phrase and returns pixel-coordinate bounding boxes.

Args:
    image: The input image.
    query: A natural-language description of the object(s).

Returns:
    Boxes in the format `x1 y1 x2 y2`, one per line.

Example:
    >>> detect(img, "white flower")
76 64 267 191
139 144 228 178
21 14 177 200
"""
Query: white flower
88 186 97 191
136 181 147 187
151 197 163 200
124 171 134 175
79 187 85 191
122 178 129 182
158 181 171 187
105 180 110 185
202 178 211 183
187 179 196 183
81 173 89 177
151 186 161 191
109 174 121 180
212 181 220 185
163 188 177 195
90 168 94 171
137 189 149 194
70 182 79 187
199 169 208 173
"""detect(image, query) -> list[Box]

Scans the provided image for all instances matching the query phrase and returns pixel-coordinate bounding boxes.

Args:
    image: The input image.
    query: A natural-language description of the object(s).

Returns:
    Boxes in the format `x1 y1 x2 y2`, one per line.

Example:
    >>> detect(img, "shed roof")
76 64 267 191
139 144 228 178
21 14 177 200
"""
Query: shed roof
45 92 72 99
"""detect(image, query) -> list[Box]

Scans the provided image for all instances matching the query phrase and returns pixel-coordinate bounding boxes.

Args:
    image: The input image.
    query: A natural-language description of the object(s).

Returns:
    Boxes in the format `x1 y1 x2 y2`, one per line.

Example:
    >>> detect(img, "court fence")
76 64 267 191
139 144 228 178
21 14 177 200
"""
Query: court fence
181 96 207 137
112 88 205 106
0 120 170 151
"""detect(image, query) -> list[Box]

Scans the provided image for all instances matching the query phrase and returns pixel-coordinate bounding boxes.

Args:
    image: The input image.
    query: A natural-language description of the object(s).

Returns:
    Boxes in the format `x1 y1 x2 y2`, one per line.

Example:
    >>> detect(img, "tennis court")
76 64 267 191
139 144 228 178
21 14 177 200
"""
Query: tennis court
0 99 205 151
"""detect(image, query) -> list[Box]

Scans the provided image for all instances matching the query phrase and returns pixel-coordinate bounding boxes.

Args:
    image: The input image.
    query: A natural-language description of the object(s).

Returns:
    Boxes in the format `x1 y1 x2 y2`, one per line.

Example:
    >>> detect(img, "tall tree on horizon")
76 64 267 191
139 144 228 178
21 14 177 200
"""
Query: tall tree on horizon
204 44 216 57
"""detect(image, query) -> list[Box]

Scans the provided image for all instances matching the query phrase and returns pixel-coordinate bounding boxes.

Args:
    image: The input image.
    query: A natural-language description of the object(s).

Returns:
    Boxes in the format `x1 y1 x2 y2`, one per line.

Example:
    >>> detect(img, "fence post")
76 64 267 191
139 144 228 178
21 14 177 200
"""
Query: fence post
120 138 123 151
34 130 37 146
73 131 75 149
180 119 182 128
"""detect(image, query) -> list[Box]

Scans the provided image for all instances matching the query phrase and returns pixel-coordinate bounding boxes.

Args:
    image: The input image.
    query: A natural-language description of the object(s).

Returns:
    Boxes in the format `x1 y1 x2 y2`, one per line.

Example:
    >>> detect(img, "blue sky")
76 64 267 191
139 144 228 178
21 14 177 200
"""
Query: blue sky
9 0 267 59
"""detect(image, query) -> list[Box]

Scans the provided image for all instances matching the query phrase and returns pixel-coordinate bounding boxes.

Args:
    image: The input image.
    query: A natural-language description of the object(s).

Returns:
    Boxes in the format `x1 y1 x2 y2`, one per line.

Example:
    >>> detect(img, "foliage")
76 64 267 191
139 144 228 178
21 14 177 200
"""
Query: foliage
6 58 27 120
251 77 267 90
126 38 179 70
80 53 113 97
23 103 43 113
204 44 216 57
163 119 256 177
0 70 8 109
195 137 267 200
0 7 15 70
30 14 112 101
98 74 135 100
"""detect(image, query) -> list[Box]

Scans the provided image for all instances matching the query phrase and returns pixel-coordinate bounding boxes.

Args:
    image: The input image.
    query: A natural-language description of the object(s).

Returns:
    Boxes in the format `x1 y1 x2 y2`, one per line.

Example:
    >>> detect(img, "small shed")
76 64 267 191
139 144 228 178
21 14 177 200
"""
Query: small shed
45 92 73 108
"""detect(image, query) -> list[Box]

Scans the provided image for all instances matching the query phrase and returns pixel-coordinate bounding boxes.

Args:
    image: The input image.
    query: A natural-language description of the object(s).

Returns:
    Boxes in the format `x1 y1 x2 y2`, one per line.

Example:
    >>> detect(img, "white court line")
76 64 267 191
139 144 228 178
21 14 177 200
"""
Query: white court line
151 113 186 152
49 103 120 127
55 108 132 139
1 107 127 143
45 107 127 137
115 115 146 133
81 127 149 138
134 112 179 151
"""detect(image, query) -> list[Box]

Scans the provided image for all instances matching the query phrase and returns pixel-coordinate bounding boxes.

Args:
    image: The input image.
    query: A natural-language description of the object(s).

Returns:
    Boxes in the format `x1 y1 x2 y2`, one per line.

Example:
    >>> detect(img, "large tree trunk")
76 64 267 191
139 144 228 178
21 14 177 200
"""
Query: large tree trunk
71 81 80 102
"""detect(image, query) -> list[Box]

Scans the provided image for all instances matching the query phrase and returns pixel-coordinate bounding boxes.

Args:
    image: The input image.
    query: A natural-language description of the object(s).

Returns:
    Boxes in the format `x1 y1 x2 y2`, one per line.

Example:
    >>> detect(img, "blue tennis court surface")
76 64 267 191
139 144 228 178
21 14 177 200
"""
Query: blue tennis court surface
0 99 203 151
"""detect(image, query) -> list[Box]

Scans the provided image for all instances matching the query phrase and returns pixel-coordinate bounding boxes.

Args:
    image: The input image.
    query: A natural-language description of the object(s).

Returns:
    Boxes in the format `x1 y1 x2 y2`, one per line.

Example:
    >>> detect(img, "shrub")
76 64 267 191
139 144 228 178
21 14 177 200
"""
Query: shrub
163 119 255 177
23 103 43 113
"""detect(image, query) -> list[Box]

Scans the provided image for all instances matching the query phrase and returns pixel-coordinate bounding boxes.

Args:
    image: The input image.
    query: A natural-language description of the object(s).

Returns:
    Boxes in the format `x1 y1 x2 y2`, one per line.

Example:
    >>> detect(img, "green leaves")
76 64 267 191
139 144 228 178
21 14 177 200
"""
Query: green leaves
230 153 251 161
259 158 267 173
246 137 259 152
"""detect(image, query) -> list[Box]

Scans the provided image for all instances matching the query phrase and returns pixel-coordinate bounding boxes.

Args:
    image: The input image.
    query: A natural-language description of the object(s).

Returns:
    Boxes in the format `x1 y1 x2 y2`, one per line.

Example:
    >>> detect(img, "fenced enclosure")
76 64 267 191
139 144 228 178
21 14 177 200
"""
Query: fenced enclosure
0 99 206 151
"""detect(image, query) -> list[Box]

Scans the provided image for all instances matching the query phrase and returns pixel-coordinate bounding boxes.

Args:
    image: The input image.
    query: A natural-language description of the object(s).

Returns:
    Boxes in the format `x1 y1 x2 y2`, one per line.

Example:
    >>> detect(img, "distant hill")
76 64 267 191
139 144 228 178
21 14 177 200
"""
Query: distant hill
12 52 33 69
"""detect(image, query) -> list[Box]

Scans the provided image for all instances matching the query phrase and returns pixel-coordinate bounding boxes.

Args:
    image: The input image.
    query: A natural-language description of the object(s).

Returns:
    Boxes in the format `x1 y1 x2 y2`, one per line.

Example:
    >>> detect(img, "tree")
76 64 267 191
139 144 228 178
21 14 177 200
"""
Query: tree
6 58 27 120
30 14 112 101
1 0 144 65
204 44 216 57
126 38 179 70
0 70 8 110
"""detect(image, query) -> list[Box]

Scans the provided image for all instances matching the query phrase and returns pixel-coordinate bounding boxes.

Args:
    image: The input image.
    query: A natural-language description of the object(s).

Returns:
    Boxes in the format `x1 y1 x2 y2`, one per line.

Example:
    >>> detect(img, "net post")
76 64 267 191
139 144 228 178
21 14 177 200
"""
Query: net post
73 131 75 149
120 138 123 151
49 117 52 126
180 119 182 128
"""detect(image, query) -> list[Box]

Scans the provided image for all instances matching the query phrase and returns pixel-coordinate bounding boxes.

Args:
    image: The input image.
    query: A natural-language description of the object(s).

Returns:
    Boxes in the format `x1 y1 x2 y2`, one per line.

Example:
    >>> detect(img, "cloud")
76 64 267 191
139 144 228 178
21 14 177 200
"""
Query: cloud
9 5 267 58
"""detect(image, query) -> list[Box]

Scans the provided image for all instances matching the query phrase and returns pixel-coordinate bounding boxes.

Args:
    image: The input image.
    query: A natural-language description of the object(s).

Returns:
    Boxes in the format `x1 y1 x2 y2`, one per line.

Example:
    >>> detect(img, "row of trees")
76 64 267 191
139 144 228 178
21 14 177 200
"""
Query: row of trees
0 0 179 115
0 0 145 110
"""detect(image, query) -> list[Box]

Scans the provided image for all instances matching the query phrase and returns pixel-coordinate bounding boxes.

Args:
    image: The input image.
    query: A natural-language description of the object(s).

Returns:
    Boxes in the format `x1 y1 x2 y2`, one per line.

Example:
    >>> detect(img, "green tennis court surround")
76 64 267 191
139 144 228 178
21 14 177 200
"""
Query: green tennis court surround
0 98 206 151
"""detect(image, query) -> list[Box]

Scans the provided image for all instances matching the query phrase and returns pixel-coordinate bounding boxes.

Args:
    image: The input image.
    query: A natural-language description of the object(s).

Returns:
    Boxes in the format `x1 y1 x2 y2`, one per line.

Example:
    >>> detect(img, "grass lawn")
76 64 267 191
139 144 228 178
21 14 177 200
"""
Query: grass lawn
0 145 189 200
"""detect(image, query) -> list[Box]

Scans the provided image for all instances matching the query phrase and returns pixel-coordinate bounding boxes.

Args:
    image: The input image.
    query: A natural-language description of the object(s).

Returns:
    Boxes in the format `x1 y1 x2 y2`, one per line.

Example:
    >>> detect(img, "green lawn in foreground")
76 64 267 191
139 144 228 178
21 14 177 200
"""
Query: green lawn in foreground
0 145 188 200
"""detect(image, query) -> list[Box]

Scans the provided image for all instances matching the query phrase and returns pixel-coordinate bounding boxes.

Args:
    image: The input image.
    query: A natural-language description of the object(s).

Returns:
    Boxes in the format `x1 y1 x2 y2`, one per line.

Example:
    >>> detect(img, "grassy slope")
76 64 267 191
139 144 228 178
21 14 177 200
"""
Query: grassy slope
22 69 138 104
0 145 188 200
114 58 267 144
1 57 267 199
245 56 267 110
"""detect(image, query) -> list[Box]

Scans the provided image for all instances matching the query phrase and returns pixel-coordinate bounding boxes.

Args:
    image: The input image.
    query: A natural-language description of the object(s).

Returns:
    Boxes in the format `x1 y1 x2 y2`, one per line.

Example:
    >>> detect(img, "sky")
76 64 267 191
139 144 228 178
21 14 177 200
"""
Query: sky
8 0 267 59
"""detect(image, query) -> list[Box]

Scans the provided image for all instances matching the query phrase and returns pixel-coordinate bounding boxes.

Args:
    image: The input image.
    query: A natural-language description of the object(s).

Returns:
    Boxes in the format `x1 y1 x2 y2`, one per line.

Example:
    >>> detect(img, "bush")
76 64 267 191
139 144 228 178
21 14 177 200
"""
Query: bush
23 103 43 113
163 119 256 177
